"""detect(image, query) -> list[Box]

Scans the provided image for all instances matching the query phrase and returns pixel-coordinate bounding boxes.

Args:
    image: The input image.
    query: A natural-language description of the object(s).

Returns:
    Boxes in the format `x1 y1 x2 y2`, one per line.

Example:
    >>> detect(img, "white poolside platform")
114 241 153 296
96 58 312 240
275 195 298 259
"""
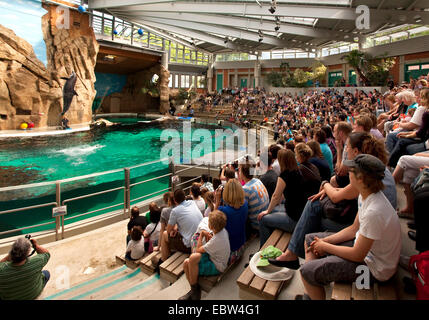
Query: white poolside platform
0 125 91 138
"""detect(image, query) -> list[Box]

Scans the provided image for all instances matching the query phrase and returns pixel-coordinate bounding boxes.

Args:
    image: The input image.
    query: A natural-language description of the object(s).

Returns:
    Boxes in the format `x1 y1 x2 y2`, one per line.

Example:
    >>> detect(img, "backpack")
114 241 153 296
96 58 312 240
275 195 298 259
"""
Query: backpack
412 168 429 195
409 251 429 300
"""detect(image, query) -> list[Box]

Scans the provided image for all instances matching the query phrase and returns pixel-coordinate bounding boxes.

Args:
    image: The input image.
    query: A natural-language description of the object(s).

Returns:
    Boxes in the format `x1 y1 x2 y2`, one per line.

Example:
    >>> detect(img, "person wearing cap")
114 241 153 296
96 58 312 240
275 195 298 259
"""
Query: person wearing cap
296 154 401 300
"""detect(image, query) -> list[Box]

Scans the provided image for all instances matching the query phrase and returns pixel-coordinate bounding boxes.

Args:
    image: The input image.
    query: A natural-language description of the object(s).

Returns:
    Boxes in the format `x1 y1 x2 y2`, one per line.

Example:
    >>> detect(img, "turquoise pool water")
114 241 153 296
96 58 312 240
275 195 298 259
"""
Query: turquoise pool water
0 121 225 238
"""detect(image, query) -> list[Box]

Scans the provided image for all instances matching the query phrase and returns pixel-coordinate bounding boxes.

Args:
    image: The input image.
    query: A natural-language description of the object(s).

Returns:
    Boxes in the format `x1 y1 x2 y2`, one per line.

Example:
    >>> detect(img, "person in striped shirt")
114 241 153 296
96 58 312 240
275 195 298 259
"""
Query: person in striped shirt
239 161 269 237
0 237 50 300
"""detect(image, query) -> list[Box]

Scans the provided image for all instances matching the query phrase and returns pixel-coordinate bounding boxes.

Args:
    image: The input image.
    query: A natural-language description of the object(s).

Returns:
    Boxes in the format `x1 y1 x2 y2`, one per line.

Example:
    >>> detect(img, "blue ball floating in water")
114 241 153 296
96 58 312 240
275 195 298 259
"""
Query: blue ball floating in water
138 28 143 36
78 5 86 13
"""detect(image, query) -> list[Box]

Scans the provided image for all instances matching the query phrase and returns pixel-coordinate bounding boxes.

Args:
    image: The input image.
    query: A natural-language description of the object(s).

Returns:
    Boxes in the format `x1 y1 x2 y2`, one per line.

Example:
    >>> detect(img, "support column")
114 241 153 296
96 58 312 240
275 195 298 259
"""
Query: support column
161 52 169 71
254 58 261 88
342 63 347 85
234 70 238 87
207 54 214 93
247 70 251 89
399 55 405 84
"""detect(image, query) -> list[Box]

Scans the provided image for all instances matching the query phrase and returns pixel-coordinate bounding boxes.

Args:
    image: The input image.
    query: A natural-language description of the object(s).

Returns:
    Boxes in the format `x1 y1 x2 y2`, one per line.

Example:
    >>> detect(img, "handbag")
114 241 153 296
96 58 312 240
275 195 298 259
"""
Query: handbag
409 250 429 300
144 221 159 253
412 168 429 195
320 196 358 224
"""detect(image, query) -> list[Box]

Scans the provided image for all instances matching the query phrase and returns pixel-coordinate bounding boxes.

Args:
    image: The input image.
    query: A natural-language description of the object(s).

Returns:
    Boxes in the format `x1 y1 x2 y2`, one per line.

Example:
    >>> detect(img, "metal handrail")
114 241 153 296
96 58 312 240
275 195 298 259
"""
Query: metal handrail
62 187 125 205
64 203 125 222
129 173 172 188
0 202 58 216
0 221 56 237
130 186 171 204
128 158 169 170
175 176 202 187
174 163 207 175
0 181 56 193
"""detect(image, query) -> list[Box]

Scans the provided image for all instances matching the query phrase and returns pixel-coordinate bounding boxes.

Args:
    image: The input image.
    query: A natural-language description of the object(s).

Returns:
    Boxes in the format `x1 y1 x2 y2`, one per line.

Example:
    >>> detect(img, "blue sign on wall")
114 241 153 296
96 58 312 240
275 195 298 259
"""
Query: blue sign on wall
0 0 48 66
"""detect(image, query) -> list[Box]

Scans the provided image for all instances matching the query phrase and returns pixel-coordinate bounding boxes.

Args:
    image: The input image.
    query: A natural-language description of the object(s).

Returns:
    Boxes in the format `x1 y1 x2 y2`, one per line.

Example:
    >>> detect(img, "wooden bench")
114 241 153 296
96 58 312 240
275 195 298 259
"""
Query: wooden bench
331 281 398 300
159 251 190 283
115 254 145 269
139 251 162 275
236 229 291 300
198 256 242 292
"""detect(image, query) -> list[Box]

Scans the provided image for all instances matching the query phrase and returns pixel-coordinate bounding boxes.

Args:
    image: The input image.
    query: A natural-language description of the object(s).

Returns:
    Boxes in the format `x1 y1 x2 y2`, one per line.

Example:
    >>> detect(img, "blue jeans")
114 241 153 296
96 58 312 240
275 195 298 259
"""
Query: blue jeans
287 200 350 258
406 142 426 155
259 205 297 248
42 270 50 287
385 131 402 153
388 137 422 167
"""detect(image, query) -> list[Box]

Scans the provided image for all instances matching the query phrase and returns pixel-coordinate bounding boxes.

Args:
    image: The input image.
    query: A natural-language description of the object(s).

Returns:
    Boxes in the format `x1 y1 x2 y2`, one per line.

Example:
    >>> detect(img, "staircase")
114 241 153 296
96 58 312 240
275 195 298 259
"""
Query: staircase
42 265 171 300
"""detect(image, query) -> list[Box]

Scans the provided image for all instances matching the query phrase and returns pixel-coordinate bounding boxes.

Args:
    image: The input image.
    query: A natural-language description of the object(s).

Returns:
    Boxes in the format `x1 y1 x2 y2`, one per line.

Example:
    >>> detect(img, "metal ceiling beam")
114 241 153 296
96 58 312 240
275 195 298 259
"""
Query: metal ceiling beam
123 15 316 49
123 11 362 42
115 16 245 51
94 2 429 24
89 0 353 9
102 3 358 20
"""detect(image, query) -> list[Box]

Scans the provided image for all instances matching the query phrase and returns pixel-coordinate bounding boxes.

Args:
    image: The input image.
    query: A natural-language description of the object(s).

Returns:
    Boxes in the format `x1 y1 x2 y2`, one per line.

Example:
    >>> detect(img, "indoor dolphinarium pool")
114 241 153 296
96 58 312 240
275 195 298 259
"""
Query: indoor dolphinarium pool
0 120 225 238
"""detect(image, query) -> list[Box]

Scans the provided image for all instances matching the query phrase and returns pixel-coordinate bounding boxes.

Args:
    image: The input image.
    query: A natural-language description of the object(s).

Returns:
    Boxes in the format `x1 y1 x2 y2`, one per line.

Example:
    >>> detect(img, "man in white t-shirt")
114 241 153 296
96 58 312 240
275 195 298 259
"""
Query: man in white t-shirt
296 154 401 300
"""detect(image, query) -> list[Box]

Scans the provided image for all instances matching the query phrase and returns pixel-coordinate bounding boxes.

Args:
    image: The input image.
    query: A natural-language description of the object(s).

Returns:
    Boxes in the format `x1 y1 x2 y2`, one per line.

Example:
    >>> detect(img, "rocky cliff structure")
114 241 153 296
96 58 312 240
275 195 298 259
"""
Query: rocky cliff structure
0 3 99 130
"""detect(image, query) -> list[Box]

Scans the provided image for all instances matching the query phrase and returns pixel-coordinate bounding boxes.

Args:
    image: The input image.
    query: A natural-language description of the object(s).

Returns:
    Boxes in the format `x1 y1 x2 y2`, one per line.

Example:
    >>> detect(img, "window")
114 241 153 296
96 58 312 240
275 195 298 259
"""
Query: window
272 51 283 59
177 47 184 63
296 52 308 58
408 65 420 71
175 74 179 88
168 74 172 88
197 76 205 88
184 48 191 64
330 48 339 55
421 64 429 70
261 51 271 60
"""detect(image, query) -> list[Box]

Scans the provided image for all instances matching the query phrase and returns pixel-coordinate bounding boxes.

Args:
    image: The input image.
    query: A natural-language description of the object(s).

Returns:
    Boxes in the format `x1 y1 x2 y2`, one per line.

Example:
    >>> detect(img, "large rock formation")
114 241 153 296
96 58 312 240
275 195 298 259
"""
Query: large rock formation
0 4 99 130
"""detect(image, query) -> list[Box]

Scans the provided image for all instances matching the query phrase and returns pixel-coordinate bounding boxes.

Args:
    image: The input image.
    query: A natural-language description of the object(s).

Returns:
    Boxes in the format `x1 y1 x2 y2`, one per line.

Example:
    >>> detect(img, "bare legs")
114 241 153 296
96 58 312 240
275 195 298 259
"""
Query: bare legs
161 230 170 261
393 166 414 214
300 241 326 300
183 253 202 286
275 249 298 261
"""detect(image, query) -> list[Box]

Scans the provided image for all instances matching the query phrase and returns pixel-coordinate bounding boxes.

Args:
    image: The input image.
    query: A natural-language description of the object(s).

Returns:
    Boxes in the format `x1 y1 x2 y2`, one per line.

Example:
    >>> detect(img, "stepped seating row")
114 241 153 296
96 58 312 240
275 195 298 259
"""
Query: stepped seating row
117 227 399 300
237 229 291 300
331 281 397 300
117 249 238 293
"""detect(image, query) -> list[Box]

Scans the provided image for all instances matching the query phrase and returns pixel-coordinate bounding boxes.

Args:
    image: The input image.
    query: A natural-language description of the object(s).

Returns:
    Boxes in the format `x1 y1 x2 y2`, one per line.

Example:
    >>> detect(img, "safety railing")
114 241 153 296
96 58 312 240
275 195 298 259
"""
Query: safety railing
0 155 222 244
0 158 169 243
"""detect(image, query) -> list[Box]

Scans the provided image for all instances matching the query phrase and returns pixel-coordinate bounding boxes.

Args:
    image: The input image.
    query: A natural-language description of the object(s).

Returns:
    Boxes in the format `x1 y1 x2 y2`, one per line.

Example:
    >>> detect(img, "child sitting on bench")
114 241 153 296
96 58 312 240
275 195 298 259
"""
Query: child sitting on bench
179 210 230 300
125 226 145 261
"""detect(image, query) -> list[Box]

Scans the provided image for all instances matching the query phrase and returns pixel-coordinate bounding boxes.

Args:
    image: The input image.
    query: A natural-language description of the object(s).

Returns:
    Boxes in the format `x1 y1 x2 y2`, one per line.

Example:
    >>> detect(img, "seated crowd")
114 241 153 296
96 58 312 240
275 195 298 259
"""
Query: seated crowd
1 75 428 300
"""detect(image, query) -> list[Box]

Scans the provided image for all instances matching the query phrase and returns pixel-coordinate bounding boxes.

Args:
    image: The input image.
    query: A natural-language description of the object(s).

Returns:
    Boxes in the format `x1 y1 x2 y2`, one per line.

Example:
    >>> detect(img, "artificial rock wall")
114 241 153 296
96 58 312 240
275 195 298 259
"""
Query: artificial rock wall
0 3 98 130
